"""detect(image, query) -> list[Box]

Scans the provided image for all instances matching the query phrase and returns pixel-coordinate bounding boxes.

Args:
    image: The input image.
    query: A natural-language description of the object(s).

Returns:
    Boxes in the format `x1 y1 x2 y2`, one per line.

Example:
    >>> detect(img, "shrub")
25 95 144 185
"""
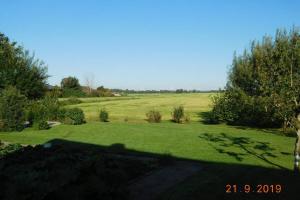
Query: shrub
172 106 184 123
61 88 86 98
40 95 60 120
57 108 67 122
146 110 162 123
34 120 50 130
0 86 27 131
64 108 85 125
99 109 109 122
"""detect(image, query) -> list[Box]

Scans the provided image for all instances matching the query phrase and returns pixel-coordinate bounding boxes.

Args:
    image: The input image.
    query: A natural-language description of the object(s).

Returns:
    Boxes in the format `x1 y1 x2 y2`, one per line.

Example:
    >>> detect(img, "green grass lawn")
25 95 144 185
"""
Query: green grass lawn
0 122 294 170
0 93 297 199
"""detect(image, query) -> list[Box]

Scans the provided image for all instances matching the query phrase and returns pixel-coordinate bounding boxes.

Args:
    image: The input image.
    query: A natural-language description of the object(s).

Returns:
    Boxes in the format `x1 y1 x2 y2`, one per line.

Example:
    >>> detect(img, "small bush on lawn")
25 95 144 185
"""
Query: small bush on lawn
0 86 27 132
99 109 109 122
172 106 185 123
63 108 85 125
34 120 50 130
146 110 162 123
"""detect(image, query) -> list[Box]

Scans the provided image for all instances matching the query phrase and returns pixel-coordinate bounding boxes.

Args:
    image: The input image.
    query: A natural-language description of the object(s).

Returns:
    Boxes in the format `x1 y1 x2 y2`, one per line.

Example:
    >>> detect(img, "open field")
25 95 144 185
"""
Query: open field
67 93 213 122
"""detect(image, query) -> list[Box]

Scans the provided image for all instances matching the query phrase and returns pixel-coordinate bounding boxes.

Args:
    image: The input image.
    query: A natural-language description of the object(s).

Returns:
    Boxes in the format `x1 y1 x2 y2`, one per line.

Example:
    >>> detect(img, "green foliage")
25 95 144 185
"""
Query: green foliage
26 95 60 127
34 120 50 130
212 27 300 128
0 86 27 131
61 76 81 90
146 110 162 123
60 77 86 97
61 88 86 98
60 97 82 106
172 106 185 123
0 143 22 158
0 33 48 99
96 86 114 97
41 95 60 120
61 108 86 125
99 108 109 122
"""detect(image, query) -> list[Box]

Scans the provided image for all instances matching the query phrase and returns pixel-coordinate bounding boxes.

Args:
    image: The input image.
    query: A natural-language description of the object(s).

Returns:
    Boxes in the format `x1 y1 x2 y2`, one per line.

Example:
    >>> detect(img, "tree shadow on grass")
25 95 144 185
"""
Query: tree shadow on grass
199 132 286 170
0 138 299 200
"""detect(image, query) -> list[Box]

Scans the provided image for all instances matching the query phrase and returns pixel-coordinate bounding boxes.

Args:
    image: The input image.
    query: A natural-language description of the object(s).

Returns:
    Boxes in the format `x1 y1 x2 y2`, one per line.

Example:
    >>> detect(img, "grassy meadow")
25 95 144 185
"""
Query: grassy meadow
0 93 294 170
67 93 212 122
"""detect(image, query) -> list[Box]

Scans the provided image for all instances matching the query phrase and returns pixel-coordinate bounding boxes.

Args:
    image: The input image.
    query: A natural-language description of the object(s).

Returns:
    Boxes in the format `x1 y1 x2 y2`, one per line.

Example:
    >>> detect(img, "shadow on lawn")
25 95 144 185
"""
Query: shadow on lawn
199 132 290 169
0 139 299 200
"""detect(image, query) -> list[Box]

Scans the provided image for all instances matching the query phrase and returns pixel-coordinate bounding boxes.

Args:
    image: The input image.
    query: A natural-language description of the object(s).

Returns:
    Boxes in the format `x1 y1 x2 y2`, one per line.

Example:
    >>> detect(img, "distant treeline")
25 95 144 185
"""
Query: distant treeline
111 89 222 94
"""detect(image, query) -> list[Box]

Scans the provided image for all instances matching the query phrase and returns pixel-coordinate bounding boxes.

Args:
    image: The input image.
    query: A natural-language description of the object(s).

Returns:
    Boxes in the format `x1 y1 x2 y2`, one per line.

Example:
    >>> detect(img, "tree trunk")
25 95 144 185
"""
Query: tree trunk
294 129 300 173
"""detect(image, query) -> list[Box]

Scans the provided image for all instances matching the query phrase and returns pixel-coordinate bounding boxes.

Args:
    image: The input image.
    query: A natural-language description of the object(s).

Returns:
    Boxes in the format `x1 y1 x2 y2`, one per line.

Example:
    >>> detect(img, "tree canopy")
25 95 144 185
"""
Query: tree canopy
0 33 49 99
212 27 300 129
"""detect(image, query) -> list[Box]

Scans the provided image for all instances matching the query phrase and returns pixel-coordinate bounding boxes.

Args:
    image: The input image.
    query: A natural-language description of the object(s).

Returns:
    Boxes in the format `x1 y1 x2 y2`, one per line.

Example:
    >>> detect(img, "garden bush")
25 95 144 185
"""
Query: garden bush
99 109 109 122
34 120 50 130
40 95 60 120
0 86 27 131
146 110 162 123
172 106 184 123
63 108 85 125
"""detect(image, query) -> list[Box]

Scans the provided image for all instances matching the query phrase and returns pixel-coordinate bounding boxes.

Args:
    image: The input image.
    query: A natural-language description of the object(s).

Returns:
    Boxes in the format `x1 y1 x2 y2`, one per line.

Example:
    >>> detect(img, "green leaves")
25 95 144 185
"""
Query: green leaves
0 33 48 99
213 27 300 128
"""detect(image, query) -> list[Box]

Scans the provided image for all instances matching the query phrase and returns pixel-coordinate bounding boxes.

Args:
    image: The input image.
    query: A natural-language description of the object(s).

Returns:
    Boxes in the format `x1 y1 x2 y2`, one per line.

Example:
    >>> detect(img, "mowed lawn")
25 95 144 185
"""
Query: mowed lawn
0 93 295 170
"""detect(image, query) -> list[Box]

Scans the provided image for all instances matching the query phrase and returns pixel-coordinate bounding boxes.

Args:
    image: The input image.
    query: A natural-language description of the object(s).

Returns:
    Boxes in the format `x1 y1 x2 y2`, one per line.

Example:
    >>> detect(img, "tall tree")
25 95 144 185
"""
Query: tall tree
0 33 48 99
61 76 81 90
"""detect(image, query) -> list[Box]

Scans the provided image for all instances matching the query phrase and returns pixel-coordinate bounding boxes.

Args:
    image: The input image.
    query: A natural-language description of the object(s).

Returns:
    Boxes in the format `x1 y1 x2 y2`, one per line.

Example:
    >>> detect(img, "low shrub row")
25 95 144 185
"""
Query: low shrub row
145 106 190 123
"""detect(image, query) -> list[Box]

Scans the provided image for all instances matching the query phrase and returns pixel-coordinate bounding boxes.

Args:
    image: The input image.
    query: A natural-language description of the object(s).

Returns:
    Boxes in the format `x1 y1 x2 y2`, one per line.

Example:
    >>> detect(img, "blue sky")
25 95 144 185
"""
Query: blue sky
1 0 300 90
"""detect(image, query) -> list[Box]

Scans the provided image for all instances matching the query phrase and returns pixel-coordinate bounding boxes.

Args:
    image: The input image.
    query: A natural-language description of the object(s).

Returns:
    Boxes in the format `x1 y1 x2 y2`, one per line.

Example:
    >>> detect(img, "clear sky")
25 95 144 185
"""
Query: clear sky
1 0 300 90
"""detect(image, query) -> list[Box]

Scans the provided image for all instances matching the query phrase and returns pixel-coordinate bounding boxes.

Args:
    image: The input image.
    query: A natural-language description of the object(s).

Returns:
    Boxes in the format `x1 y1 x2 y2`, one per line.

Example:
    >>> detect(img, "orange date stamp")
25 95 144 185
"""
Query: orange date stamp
225 184 282 194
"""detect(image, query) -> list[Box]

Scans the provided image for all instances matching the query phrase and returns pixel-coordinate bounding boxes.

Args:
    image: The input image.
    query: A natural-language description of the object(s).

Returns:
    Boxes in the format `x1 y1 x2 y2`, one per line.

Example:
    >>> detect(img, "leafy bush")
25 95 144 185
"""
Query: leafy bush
57 108 67 122
0 143 23 158
61 88 86 98
172 106 184 123
99 109 109 122
62 108 85 125
0 86 27 131
40 95 60 120
34 120 50 130
146 110 162 123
